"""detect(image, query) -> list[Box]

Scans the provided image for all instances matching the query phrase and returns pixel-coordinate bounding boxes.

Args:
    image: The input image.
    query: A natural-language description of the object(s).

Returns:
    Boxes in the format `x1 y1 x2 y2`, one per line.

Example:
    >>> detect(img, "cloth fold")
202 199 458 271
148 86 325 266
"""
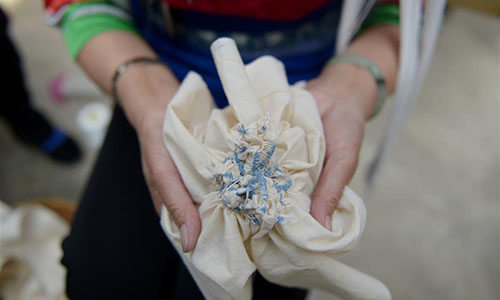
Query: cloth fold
160 37 390 300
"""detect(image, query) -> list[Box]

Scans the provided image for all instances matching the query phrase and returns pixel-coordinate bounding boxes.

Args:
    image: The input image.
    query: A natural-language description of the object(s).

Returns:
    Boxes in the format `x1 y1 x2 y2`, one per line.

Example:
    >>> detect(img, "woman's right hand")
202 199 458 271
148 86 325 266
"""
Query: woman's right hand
136 108 202 253
77 31 202 253
121 63 203 253
115 56 203 255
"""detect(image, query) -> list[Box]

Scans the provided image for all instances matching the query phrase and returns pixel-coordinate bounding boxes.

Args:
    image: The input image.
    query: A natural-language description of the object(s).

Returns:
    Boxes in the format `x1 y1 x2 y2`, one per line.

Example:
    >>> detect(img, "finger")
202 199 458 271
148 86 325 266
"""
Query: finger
149 152 202 253
311 145 359 230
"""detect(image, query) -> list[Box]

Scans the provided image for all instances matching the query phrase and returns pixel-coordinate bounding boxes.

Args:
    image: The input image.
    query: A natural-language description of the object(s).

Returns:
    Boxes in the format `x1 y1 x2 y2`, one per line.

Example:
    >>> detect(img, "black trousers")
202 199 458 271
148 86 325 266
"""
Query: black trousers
0 8 51 144
61 107 307 299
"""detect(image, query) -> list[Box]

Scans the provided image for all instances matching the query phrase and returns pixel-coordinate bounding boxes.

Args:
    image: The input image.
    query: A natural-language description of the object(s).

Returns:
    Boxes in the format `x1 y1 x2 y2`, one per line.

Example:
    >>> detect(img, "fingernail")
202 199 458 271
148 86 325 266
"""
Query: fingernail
180 224 189 252
325 215 332 231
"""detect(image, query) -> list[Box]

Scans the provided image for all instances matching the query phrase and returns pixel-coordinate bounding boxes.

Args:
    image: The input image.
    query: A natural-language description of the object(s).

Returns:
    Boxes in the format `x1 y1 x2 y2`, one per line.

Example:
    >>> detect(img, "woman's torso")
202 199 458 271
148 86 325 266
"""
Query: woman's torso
130 0 342 106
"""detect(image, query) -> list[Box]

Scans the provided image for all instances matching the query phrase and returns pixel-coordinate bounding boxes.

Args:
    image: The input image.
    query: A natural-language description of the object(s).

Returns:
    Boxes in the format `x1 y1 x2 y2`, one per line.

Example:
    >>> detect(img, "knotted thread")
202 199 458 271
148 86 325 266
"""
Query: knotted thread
211 116 292 229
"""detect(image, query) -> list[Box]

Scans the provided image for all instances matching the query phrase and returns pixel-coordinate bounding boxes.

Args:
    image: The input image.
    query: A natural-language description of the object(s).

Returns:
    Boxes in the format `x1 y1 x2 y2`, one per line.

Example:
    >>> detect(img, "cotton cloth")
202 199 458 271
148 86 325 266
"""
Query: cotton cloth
160 37 390 300
0 202 69 300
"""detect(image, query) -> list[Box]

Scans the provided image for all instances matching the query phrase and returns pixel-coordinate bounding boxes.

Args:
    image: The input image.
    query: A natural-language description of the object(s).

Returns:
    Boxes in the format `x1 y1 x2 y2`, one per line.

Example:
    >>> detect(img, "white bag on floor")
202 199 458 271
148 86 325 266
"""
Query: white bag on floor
160 37 390 300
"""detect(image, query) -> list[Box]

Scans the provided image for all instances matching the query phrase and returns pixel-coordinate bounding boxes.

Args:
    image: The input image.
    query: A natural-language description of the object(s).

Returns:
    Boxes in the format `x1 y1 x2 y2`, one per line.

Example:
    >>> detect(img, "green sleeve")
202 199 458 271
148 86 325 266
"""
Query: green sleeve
359 4 400 33
61 2 139 59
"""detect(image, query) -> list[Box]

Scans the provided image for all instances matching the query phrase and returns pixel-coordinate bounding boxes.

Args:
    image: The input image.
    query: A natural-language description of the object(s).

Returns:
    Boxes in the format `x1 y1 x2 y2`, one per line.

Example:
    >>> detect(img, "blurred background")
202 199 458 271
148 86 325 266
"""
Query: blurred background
0 0 498 299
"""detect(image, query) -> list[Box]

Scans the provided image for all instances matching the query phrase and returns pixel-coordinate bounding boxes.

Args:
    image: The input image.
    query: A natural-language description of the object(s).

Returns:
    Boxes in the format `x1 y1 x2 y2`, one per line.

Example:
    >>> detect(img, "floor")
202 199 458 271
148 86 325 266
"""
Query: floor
0 0 104 203
0 1 499 299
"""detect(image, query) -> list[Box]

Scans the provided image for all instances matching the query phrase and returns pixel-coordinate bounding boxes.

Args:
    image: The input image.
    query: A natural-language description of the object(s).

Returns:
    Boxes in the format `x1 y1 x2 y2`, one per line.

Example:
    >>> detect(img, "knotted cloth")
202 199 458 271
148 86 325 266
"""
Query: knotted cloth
160 37 391 300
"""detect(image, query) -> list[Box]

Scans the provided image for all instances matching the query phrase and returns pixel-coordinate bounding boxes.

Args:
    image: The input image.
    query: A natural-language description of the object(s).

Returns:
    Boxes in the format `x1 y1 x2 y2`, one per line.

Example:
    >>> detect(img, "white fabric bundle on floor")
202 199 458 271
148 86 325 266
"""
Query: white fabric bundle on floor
0 201 69 300
160 37 390 300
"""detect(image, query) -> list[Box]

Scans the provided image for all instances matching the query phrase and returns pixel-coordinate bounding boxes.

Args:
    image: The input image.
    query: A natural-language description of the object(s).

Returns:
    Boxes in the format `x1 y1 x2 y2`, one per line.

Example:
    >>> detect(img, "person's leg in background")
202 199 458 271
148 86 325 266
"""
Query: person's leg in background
0 7 80 163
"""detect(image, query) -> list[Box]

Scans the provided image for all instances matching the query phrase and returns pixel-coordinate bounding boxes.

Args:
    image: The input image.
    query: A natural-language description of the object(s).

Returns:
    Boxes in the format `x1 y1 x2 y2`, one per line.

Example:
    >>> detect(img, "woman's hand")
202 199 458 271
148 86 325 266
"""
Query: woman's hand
77 31 206 253
305 25 400 229
136 108 202 253
306 63 376 229
118 62 202 253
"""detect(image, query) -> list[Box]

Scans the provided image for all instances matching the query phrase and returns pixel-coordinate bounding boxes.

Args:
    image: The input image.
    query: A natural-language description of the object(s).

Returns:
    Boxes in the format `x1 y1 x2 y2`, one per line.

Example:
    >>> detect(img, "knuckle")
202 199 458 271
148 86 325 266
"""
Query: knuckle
327 195 341 212
165 199 188 225
314 192 341 214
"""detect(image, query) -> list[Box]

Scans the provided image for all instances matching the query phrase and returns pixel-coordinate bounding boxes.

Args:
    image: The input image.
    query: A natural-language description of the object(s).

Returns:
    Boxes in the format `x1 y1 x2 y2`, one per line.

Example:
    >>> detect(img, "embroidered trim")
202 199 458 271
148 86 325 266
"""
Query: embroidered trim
45 3 131 26
66 4 132 23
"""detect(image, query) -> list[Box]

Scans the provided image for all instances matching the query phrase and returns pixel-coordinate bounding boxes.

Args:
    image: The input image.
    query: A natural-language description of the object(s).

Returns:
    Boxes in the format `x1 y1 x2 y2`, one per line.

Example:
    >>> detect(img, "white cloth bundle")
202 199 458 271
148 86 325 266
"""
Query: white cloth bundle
0 202 69 300
160 37 390 300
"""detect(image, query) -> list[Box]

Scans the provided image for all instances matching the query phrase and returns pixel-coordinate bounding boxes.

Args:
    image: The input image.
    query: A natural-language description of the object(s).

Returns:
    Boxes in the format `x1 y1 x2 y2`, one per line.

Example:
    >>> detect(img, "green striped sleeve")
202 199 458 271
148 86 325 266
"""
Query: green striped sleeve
61 2 139 59
359 4 400 33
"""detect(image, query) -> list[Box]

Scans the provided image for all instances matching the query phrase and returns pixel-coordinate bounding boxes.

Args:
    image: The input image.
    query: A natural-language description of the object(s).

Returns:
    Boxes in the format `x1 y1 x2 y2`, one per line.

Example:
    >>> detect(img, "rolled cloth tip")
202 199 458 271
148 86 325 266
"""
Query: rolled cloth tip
210 37 262 125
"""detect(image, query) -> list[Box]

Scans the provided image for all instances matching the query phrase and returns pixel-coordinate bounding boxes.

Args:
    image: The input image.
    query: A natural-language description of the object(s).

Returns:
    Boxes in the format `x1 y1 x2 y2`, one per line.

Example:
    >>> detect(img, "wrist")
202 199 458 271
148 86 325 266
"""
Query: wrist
308 61 377 120
116 62 179 131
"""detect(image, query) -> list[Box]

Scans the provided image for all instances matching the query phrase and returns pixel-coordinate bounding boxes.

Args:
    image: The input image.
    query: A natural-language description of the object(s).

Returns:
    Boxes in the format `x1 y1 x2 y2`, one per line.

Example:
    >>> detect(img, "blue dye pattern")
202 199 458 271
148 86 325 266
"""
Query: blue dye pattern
247 177 256 198
273 166 283 174
284 179 292 191
233 150 245 175
276 179 292 192
253 144 274 171
216 128 293 226
256 160 266 172
249 215 261 226
257 172 269 200
238 124 248 135
251 152 261 175
266 144 276 160
261 144 276 168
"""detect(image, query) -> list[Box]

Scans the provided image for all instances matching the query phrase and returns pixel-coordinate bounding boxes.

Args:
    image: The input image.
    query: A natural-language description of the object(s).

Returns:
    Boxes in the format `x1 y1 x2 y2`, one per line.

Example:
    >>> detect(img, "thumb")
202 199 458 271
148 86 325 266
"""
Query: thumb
310 149 358 230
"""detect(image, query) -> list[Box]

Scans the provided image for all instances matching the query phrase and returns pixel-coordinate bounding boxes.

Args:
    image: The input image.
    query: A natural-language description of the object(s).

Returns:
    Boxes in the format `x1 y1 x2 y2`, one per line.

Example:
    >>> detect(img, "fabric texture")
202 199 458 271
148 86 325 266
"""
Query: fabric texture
160 37 391 300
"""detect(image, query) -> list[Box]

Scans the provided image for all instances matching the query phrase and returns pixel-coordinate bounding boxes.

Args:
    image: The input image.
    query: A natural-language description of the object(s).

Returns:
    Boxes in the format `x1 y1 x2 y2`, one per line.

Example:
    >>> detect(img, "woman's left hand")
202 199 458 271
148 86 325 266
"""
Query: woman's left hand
306 63 376 230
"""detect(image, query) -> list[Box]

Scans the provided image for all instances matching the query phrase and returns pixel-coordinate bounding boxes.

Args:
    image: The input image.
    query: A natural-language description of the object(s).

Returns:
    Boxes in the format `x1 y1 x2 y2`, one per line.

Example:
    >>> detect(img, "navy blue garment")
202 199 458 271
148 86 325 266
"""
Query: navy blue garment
130 0 341 107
